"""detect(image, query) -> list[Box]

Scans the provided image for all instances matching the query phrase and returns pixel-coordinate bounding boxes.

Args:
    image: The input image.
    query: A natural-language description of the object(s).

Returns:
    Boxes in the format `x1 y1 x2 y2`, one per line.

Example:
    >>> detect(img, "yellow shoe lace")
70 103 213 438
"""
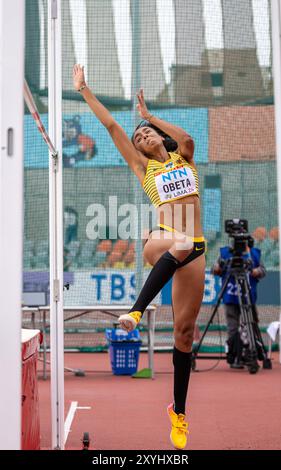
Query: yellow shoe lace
129 311 142 324
175 415 189 434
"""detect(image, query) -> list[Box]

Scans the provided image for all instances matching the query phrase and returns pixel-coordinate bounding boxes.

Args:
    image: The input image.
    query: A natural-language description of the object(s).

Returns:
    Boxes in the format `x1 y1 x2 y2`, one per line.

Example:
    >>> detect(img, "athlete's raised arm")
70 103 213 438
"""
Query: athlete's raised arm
136 88 194 162
73 64 147 181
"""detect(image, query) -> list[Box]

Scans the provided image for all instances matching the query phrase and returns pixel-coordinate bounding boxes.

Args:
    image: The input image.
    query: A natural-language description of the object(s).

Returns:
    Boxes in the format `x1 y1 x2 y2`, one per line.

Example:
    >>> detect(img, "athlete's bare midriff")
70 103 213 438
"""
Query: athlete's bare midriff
157 195 203 238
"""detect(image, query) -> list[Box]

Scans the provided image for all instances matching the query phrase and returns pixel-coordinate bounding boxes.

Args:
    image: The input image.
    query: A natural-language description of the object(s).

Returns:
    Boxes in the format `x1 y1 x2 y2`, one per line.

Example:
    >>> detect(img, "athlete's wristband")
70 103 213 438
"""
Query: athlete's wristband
77 84 87 93
146 113 154 122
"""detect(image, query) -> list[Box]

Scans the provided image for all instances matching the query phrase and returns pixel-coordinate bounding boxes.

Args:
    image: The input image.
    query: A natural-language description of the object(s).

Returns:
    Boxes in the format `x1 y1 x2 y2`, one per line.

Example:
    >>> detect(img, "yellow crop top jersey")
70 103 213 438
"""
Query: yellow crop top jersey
142 152 199 207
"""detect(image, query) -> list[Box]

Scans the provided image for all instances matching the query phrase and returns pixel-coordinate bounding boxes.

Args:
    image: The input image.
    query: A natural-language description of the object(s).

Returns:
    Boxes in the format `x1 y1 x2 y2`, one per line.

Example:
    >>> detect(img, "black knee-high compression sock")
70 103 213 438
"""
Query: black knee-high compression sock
173 346 192 415
129 251 180 315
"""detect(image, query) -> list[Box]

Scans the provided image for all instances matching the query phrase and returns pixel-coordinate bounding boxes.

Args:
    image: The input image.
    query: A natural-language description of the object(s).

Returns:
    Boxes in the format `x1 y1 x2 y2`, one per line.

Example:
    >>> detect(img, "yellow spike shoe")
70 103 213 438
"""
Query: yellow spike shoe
167 403 189 450
118 311 142 332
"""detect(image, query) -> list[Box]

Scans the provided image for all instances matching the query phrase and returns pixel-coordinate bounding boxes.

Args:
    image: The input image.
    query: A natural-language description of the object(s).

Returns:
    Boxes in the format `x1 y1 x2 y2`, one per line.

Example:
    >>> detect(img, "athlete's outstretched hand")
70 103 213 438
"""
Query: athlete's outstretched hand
73 64 86 91
136 89 152 120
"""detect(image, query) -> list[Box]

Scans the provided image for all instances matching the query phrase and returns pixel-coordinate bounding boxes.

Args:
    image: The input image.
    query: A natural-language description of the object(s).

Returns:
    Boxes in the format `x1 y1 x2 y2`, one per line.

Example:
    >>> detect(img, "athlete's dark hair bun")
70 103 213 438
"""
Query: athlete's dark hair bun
132 120 178 152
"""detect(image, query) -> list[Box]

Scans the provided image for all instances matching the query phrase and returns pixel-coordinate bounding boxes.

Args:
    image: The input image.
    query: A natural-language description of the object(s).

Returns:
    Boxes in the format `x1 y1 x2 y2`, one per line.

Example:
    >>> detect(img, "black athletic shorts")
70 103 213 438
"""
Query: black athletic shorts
146 225 206 268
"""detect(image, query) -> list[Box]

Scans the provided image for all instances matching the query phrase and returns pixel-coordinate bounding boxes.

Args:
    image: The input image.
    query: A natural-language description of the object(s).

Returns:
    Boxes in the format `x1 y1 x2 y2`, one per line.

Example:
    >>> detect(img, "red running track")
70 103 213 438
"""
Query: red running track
37 352 281 450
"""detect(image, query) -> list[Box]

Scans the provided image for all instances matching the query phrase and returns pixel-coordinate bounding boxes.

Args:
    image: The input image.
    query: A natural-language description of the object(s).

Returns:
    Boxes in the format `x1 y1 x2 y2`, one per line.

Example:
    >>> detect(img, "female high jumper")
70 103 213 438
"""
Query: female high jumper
73 64 205 450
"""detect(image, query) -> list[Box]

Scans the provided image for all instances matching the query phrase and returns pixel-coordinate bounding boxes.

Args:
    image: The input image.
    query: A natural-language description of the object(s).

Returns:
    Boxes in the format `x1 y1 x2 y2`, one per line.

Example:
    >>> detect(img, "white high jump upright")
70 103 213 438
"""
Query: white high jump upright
131 0 144 296
0 0 25 449
48 0 65 449
271 0 281 364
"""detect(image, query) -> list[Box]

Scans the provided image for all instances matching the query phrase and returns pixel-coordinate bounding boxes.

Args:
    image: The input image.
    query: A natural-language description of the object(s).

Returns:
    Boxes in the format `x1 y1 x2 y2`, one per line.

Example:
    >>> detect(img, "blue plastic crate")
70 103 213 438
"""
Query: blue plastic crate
106 328 142 375
105 328 141 343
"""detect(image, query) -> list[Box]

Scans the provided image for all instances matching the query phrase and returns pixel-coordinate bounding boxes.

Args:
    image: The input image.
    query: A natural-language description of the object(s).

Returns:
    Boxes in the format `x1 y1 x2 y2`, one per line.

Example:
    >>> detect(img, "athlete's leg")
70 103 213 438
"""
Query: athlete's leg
167 254 205 450
172 254 206 354
118 230 194 331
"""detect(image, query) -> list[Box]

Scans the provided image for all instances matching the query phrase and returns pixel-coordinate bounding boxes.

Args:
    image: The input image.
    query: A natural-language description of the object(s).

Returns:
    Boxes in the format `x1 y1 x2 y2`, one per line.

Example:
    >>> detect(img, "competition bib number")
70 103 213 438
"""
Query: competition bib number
155 166 197 203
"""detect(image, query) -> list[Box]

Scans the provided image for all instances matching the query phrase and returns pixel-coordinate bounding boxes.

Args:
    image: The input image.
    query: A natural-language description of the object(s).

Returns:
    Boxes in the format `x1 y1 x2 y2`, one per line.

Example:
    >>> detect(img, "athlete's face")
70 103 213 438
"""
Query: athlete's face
133 127 164 154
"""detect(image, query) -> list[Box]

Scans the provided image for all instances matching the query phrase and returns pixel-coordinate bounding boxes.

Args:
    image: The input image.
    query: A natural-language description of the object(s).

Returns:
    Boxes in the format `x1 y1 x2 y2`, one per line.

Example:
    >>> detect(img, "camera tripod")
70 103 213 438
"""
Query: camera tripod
192 257 272 374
